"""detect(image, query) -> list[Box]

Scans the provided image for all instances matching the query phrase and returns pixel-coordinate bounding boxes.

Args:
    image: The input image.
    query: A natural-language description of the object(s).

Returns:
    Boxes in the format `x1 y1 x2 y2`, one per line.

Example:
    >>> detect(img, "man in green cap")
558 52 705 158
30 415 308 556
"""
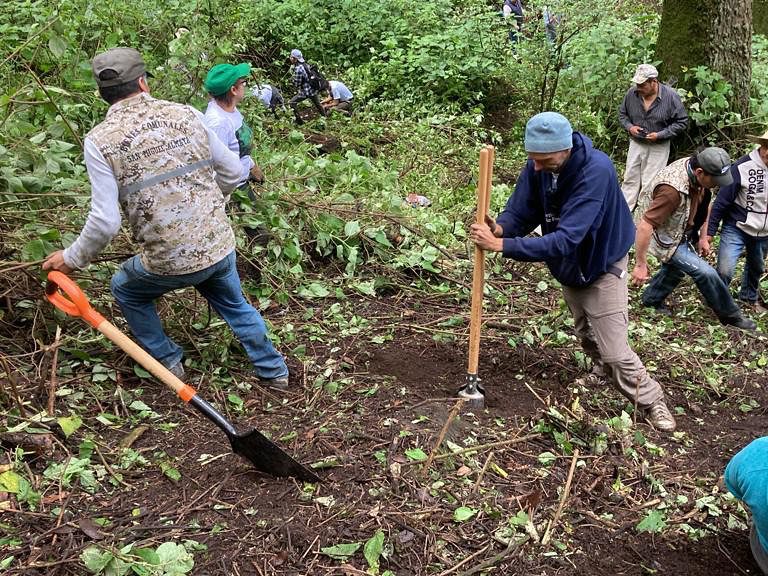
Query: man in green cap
42 47 291 391
203 62 264 187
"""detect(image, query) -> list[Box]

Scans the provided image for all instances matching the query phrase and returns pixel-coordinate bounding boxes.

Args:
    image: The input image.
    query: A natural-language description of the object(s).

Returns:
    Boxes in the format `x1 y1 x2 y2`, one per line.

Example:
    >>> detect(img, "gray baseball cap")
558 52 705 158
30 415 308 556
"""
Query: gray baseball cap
697 147 733 187
92 47 148 87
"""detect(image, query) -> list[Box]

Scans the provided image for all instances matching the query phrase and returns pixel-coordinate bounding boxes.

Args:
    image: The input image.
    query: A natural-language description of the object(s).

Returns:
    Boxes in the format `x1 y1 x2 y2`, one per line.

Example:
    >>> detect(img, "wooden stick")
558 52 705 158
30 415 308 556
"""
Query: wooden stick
47 325 62 415
437 543 491 576
423 399 466 474
455 536 529 576
466 147 491 378
402 432 540 465
470 450 495 495
541 449 580 546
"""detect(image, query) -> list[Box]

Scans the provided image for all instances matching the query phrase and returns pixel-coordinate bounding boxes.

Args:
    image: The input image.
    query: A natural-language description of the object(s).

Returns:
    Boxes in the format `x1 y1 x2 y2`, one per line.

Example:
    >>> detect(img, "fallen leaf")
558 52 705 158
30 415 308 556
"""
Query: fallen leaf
78 518 105 540
456 465 473 477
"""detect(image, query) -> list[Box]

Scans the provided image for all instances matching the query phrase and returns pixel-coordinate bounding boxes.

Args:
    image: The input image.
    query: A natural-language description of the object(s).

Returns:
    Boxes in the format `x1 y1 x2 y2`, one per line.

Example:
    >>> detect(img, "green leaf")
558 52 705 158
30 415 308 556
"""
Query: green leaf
21 239 55 262
404 448 427 461
0 471 22 493
133 365 151 379
298 282 331 298
363 530 385 573
129 400 152 413
155 542 194 574
344 220 361 237
320 542 361 561
80 546 113 572
453 506 477 522
57 415 83 438
133 548 161 565
636 509 667 533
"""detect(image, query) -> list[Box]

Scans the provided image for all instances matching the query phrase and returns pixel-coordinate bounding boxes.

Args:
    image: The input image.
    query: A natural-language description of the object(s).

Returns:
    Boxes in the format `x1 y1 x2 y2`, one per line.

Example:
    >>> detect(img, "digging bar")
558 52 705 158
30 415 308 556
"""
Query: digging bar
458 145 494 408
45 271 320 483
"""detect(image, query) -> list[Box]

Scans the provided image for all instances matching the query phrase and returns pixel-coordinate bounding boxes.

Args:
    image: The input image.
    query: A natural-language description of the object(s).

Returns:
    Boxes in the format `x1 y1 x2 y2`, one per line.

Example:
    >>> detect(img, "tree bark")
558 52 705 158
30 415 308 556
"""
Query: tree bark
755 0 768 35
656 0 751 121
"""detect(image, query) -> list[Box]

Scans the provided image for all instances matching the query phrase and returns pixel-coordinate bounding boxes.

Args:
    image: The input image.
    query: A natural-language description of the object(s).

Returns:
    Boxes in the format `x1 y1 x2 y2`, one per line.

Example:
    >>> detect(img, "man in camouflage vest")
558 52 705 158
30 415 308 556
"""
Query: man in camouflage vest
631 147 756 331
43 47 290 390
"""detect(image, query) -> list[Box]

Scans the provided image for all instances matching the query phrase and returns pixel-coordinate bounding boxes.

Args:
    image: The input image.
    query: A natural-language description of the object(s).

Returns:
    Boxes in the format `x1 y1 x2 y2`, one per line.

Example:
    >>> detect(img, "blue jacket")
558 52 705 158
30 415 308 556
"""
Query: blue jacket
495 132 635 287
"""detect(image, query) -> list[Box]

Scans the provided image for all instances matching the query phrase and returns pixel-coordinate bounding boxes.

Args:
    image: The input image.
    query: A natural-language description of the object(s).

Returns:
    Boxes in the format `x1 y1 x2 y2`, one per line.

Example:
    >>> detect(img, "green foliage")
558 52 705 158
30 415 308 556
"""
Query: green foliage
81 541 196 576
680 66 739 134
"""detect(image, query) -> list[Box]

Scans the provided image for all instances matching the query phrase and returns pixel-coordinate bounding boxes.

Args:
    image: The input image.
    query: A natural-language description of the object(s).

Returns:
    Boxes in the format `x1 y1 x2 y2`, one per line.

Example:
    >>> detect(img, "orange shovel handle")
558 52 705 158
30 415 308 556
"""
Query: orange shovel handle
45 271 106 328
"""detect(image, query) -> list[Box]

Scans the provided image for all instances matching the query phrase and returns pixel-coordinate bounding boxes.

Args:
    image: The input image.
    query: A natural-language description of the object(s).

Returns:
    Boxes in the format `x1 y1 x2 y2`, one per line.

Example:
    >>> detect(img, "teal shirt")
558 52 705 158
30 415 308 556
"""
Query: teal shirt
725 437 768 551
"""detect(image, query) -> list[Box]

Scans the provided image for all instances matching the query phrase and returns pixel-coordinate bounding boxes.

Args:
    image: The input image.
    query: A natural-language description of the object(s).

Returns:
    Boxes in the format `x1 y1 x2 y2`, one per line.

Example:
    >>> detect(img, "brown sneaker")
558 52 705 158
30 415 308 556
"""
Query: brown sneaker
644 400 676 432
258 376 289 392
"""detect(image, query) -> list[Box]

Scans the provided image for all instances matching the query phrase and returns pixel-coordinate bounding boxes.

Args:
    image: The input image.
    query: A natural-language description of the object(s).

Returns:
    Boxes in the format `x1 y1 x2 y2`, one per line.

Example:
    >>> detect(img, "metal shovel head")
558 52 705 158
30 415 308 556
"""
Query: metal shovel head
230 428 321 483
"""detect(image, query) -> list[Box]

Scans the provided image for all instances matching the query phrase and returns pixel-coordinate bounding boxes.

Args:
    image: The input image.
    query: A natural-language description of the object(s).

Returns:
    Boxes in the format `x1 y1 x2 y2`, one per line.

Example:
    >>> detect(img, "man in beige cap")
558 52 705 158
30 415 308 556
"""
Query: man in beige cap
618 64 688 211
703 128 768 312
42 47 291 390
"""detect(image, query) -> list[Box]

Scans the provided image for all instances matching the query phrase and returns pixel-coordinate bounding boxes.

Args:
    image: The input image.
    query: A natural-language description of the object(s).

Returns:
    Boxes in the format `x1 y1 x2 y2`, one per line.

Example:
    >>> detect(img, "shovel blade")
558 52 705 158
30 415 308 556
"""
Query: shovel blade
230 429 321 483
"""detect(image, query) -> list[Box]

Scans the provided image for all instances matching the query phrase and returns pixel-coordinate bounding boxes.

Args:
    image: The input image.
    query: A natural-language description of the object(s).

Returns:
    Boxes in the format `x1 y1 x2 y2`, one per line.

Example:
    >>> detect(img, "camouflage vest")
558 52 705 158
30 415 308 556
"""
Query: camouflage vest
87 93 235 274
633 157 692 263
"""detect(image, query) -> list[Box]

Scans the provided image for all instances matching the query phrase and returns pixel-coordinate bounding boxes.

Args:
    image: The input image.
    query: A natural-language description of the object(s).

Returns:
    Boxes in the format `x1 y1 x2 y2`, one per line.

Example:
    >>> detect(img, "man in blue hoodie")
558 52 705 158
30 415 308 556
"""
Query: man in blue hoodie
470 112 676 432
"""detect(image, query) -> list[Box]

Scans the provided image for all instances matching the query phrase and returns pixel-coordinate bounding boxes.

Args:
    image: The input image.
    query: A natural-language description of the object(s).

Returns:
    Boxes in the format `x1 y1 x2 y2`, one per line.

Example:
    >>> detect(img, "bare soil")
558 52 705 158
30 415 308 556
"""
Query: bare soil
2 280 765 576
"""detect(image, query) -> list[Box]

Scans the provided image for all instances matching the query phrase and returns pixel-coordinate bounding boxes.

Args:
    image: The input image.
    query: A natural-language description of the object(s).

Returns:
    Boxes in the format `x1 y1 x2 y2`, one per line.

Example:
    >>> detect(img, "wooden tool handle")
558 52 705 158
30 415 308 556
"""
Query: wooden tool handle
467 145 494 375
96 321 196 402
46 271 196 402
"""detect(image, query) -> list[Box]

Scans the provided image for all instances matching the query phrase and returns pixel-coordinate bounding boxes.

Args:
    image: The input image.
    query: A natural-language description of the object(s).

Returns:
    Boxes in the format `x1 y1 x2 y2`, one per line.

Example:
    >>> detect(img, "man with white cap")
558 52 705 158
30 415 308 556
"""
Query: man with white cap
632 147 757 331
288 49 326 125
703 128 768 312
470 111 677 432
619 64 688 211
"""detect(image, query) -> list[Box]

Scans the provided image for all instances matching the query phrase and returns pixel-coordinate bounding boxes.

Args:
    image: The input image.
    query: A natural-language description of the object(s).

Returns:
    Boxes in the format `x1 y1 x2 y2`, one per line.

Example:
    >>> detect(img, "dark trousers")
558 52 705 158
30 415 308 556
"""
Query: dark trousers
289 93 325 124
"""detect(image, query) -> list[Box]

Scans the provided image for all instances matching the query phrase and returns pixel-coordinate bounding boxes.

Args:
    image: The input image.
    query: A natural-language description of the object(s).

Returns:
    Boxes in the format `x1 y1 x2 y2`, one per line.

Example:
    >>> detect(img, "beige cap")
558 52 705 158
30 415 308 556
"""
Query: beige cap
632 64 658 84
747 129 768 147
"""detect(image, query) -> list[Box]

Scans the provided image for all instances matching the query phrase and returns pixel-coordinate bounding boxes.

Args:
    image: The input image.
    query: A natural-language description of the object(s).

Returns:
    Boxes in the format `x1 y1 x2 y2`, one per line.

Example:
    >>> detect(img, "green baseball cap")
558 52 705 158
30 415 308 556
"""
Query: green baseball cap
204 63 251 96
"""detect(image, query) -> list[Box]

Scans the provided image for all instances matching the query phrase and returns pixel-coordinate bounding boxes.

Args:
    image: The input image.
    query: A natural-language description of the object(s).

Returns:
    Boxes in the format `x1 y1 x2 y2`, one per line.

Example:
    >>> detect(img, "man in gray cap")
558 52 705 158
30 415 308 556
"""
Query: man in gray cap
619 64 688 211
470 111 677 432
631 147 757 331
43 47 291 390
288 49 326 125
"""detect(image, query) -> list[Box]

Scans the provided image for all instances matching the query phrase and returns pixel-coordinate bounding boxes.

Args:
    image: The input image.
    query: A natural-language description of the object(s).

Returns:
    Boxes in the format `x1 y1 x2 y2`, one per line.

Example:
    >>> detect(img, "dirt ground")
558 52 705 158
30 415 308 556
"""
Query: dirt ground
2 277 766 575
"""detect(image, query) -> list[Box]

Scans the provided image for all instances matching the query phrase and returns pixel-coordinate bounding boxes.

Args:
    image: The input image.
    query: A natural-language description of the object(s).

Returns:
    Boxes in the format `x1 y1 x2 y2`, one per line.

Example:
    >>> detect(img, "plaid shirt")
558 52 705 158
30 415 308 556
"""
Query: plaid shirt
292 63 315 97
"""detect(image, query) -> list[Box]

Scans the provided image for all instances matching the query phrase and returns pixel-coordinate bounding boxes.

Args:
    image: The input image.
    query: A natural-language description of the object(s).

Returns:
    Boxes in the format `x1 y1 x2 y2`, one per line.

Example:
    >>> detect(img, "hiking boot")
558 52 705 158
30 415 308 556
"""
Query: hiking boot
720 315 757 331
644 400 677 432
258 375 289 392
167 361 185 380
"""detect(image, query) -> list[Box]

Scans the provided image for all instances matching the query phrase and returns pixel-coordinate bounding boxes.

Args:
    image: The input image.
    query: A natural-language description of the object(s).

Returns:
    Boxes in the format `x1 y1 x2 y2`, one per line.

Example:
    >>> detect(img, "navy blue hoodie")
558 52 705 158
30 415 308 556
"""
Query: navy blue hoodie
495 132 635 287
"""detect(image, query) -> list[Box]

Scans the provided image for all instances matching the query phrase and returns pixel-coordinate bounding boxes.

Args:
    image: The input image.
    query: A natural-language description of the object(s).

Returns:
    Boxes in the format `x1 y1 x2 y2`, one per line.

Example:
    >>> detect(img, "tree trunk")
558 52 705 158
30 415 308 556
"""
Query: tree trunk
656 0 751 122
755 0 768 35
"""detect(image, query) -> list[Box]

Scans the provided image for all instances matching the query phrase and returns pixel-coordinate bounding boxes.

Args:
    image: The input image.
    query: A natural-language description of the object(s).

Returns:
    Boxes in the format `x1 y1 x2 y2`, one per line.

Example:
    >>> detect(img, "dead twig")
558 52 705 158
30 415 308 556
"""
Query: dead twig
423 399 465 474
541 449 580 546
46 325 61 415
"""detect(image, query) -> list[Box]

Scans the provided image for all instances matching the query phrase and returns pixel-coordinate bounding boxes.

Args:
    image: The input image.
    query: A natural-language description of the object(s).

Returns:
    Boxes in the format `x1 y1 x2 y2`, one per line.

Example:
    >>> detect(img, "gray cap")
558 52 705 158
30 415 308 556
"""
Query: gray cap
290 49 304 62
92 47 147 87
697 147 733 187
632 64 658 84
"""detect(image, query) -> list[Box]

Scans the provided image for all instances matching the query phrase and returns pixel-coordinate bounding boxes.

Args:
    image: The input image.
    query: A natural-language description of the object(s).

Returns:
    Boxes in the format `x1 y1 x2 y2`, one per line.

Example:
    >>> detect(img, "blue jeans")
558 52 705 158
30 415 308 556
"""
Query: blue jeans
717 223 768 303
642 241 741 320
110 252 287 379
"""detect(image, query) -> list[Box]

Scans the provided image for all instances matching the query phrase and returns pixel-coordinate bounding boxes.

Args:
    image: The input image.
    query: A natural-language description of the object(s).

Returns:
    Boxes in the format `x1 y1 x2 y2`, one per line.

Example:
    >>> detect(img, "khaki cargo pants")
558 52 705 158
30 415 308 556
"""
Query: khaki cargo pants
561 255 664 408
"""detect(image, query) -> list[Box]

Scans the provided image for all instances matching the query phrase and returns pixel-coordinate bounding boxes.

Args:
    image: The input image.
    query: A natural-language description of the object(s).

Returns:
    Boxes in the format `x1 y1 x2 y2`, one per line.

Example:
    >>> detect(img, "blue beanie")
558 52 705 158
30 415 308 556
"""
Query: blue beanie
524 112 573 153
